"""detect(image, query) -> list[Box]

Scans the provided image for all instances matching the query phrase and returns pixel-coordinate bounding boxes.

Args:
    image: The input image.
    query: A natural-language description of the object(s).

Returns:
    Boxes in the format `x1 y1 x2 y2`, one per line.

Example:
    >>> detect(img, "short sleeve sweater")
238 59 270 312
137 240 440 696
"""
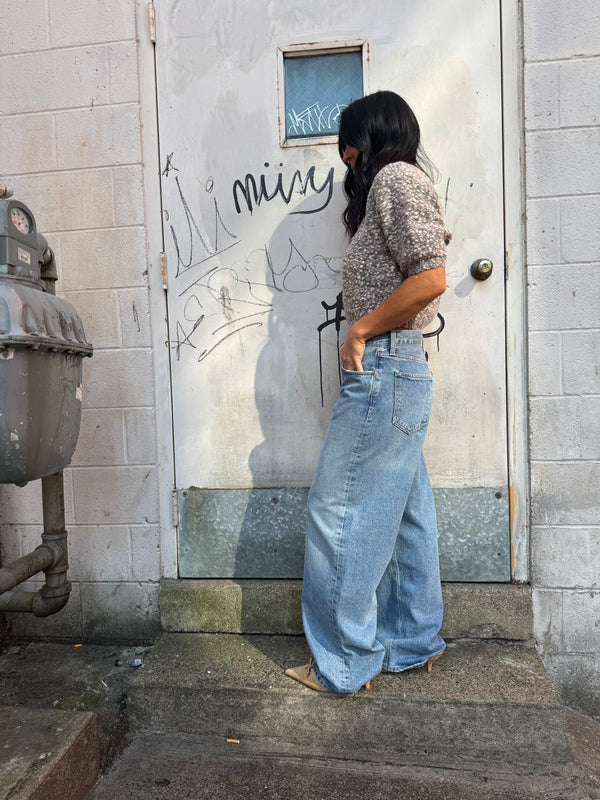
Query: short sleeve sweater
342 161 451 329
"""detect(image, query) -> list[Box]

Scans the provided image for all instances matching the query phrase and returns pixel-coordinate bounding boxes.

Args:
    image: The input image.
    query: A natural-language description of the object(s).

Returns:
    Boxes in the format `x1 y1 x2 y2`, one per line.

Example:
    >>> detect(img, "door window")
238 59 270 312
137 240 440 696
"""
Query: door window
279 43 364 146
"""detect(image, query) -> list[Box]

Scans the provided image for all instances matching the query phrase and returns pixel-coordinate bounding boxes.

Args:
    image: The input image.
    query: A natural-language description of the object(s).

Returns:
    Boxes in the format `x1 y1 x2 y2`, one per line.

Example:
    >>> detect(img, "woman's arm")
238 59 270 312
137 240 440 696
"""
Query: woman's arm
341 266 446 371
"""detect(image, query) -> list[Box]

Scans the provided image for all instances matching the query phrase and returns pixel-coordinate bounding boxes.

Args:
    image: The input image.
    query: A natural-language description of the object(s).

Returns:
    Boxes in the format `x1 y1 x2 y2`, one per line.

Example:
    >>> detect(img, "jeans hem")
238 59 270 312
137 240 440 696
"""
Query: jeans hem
382 645 446 673
311 661 350 694
312 660 376 695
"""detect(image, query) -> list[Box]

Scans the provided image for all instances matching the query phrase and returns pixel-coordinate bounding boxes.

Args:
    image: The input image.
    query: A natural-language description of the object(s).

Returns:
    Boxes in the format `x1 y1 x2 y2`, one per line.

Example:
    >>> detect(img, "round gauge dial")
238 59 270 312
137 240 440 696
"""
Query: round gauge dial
11 206 33 235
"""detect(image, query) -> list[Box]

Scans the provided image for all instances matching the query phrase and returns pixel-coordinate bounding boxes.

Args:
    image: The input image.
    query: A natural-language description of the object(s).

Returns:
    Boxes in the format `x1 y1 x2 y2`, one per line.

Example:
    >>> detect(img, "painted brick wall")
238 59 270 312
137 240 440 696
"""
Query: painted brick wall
523 0 600 716
0 0 161 640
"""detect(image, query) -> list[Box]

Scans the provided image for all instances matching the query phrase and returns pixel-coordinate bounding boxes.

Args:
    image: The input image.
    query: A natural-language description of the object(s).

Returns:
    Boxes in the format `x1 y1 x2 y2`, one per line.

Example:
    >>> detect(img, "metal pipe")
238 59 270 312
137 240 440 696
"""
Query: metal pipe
0 586 70 616
0 546 54 594
0 471 72 617
0 589 36 612
41 471 66 534
38 234 58 292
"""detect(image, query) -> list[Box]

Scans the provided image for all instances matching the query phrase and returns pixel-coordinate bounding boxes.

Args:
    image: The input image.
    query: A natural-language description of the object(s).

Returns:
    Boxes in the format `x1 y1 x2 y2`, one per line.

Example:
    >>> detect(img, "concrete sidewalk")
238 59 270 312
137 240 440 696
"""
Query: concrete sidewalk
1 636 600 800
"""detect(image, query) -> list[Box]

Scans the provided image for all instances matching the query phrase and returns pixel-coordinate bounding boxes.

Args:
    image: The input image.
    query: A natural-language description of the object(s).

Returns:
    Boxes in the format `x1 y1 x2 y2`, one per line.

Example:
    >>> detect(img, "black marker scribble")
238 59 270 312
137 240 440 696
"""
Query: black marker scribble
181 238 341 299
132 302 140 332
264 238 341 294
162 152 179 177
232 164 335 216
423 313 445 355
197 320 266 363
172 314 205 360
169 239 342 368
168 261 273 362
164 166 344 379
167 174 239 277
317 292 345 407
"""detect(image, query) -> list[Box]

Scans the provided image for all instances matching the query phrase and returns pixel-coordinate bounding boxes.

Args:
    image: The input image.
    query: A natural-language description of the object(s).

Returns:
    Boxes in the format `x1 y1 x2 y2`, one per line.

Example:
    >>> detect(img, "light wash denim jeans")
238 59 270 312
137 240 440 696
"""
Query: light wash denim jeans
302 330 445 693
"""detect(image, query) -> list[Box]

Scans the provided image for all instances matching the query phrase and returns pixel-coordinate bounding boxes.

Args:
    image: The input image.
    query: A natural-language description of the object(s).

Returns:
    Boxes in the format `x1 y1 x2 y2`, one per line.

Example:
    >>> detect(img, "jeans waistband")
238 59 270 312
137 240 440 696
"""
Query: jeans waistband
364 330 424 349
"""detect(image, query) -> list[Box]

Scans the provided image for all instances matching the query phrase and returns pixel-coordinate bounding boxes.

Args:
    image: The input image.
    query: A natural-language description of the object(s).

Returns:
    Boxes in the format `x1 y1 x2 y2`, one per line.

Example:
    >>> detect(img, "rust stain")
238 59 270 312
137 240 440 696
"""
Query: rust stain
510 405 517 577
276 75 282 132
293 40 359 49
509 484 515 576
505 244 511 280
512 405 517 467
160 251 168 290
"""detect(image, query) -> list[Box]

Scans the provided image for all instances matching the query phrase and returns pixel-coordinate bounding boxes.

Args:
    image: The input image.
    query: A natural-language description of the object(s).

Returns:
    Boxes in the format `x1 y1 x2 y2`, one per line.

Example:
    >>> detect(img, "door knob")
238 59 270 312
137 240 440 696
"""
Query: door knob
470 258 493 281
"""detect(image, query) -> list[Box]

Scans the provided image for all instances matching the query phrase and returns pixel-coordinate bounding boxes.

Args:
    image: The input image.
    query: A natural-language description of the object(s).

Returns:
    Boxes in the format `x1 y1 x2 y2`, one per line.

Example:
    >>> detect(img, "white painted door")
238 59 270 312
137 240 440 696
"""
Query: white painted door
155 0 510 580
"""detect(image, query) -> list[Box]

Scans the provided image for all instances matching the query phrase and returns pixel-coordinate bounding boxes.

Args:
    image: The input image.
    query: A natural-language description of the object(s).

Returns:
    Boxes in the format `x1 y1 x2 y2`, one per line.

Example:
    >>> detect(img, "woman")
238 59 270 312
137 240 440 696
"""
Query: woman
285 91 451 694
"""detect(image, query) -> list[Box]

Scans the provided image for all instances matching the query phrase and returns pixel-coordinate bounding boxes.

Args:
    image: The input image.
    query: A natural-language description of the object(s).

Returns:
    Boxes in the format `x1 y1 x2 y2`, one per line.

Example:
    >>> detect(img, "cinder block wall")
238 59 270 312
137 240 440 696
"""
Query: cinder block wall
1 2 599 715
0 1 162 640
524 0 600 716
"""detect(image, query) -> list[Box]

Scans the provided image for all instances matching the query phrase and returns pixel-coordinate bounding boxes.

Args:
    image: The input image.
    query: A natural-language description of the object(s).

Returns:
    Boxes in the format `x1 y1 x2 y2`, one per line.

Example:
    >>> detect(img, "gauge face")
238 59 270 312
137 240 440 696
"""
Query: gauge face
11 206 32 235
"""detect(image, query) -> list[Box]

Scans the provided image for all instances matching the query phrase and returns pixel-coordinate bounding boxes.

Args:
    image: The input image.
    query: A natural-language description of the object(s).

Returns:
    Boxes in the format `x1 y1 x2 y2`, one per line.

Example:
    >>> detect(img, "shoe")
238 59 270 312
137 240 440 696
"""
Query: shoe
424 651 443 674
285 660 329 692
383 651 444 675
285 659 372 693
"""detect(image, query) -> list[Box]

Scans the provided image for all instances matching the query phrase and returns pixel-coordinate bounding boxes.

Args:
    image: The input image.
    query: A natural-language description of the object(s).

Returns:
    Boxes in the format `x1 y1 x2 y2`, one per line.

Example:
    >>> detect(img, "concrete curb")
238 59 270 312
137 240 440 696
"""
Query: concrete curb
160 580 534 639
0 641 149 800
0 706 105 800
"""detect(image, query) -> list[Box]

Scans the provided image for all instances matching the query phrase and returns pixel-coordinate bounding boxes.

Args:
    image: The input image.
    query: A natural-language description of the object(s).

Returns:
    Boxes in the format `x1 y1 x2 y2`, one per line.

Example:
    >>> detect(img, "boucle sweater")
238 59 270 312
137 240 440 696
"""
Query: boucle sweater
342 160 451 329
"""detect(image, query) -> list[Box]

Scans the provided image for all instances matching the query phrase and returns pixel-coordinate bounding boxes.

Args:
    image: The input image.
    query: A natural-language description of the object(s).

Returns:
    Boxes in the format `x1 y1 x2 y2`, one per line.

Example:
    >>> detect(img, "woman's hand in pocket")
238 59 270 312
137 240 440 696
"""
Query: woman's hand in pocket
341 325 367 372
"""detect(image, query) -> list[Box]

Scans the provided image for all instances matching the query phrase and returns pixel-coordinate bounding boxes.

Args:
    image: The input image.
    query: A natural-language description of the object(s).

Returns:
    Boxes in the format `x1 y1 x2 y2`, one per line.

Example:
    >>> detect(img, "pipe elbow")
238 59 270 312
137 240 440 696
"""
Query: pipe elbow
31 582 72 617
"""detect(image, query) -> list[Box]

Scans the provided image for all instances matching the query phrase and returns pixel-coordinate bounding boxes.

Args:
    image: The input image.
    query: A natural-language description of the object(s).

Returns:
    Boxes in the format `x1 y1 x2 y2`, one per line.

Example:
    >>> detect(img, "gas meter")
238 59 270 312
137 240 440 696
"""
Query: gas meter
0 189 93 485
1 199 37 276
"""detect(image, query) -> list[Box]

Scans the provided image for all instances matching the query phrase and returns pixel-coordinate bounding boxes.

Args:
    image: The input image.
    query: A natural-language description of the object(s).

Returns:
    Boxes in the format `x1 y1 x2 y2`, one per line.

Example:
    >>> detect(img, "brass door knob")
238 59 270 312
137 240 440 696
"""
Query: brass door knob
470 258 493 281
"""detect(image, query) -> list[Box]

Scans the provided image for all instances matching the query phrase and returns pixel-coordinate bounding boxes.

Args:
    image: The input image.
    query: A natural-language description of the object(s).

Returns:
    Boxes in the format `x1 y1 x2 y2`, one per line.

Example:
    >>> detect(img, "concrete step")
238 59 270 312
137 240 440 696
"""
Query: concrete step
0 641 149 800
127 633 566 768
90 719 600 800
0 706 104 800
160 579 533 639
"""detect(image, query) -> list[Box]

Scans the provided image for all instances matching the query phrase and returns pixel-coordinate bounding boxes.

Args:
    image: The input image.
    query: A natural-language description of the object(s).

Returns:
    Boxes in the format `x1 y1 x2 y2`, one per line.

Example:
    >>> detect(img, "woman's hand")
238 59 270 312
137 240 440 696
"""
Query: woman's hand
340 268 446 372
341 325 368 372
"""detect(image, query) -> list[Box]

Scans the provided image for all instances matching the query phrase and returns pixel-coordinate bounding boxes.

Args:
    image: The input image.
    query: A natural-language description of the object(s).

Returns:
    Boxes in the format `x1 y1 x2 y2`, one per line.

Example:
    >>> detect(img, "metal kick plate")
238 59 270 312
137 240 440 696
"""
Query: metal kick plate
178 487 510 582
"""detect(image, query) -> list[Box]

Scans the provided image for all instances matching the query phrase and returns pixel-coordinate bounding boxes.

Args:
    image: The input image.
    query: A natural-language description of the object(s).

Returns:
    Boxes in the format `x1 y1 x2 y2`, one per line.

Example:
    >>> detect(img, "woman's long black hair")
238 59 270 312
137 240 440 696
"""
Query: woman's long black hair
338 91 433 236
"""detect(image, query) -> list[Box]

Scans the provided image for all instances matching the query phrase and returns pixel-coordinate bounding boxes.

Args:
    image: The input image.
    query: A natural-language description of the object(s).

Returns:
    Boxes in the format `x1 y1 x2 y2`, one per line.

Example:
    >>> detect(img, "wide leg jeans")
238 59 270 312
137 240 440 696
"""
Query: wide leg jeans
302 330 445 693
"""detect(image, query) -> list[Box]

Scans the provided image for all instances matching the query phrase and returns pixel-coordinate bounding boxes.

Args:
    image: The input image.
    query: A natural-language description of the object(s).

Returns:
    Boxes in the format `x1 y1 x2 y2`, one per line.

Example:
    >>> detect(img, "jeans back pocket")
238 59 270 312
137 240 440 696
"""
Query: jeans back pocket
392 370 434 434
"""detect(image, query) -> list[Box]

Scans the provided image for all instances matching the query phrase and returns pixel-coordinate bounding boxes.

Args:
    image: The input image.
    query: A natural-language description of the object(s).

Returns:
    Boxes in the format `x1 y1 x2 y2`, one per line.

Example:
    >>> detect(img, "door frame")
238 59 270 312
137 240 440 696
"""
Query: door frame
501 1 529 583
138 0 529 582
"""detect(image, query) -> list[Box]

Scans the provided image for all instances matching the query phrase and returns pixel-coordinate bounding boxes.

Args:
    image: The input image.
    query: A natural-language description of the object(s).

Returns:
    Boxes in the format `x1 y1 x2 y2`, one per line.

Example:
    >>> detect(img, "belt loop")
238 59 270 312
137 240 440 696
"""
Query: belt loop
390 330 397 353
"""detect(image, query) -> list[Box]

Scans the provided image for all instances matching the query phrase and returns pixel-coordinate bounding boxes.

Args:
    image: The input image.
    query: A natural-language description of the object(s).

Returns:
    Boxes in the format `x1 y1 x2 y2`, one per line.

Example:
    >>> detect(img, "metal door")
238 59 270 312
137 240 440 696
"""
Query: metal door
155 0 510 580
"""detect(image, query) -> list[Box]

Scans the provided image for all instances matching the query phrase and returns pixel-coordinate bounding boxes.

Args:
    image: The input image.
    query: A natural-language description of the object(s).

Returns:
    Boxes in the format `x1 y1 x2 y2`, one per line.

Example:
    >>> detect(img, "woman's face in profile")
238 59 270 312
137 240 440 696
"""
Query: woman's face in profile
342 145 360 170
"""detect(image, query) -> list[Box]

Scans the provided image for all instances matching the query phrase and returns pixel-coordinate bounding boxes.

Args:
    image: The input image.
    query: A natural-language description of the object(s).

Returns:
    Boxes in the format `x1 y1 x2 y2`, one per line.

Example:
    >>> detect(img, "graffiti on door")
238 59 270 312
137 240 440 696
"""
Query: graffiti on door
164 156 344 386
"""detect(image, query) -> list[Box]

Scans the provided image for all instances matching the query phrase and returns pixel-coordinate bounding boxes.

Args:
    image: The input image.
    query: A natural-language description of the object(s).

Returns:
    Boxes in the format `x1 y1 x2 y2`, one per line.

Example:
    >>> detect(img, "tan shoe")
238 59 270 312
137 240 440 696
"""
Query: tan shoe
285 659 372 693
424 651 443 674
285 660 330 692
